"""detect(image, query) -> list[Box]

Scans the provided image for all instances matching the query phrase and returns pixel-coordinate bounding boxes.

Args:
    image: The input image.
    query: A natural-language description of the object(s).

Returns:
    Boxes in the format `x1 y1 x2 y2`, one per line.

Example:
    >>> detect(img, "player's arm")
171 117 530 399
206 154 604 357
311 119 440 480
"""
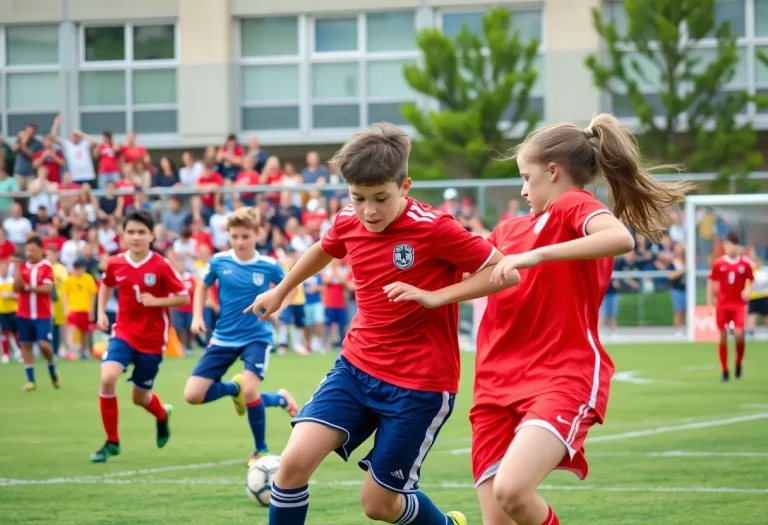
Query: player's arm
707 264 719 309
141 293 189 308
191 278 209 334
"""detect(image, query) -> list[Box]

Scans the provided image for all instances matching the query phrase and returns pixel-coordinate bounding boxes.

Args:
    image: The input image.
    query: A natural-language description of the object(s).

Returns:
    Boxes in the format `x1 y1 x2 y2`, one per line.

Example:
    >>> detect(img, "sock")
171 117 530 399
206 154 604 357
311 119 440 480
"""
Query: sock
718 343 728 372
290 326 305 349
541 506 560 525
261 392 287 408
247 398 267 452
269 483 309 525
395 492 451 524
736 341 745 367
143 393 167 421
24 365 35 383
278 325 288 346
203 380 240 403
47 361 58 382
99 392 120 442
2 335 9 358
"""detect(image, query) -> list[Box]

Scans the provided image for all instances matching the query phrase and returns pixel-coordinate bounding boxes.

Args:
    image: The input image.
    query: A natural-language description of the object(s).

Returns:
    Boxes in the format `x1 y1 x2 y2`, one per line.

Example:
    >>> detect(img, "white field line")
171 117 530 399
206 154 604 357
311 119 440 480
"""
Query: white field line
446 413 768 455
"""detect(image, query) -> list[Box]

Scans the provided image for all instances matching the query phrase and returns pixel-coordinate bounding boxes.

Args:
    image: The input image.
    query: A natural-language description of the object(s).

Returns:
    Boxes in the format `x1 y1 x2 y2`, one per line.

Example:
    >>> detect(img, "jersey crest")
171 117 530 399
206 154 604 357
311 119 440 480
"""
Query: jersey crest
144 273 157 286
252 272 265 286
393 243 415 270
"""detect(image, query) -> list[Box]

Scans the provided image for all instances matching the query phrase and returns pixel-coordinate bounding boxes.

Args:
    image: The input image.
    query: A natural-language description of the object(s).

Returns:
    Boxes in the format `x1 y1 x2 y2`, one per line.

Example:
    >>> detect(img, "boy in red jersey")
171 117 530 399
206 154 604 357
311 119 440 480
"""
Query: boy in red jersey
389 114 693 525
14 236 59 391
90 210 189 463
707 231 753 382
247 124 518 525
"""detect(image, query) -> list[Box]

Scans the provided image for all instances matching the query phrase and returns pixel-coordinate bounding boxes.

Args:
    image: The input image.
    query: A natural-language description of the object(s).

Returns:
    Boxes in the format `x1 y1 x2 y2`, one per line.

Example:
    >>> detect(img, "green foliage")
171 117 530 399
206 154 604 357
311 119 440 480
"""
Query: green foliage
585 0 766 192
402 8 540 179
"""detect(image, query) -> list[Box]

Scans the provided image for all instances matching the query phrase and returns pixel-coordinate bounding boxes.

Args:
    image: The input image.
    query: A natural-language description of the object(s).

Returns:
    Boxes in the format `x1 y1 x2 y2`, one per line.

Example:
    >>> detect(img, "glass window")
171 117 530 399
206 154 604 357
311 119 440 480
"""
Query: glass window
134 110 177 133
7 73 60 109
133 69 176 104
80 71 126 106
714 0 745 37
608 0 629 37
368 102 407 125
612 93 665 118
756 47 768 84
757 0 768 36
620 52 662 90
313 104 359 128
315 17 358 52
511 10 542 43
80 111 126 134
367 60 414 98
133 25 175 60
85 26 125 62
442 12 483 39
367 11 415 52
242 107 300 130
241 17 299 57
312 62 359 99
8 113 58 135
241 65 299 103
531 55 545 96
690 47 747 87
6 25 59 66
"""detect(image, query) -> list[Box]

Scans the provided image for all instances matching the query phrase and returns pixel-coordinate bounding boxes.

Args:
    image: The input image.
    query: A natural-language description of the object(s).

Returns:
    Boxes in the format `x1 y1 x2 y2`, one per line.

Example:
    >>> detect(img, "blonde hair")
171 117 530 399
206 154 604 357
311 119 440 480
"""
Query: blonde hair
515 113 695 240
227 206 261 233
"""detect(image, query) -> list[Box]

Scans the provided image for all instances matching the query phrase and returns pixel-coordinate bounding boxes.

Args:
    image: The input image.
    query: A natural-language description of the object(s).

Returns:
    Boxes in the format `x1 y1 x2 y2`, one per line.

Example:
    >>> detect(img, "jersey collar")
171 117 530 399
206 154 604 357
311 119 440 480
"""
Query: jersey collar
124 250 153 268
229 249 258 265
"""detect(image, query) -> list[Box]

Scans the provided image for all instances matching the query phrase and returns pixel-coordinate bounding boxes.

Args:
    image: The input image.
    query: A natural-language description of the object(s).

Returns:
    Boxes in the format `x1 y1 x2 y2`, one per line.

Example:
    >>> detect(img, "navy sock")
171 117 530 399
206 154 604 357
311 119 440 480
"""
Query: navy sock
395 492 451 525
47 362 58 382
261 391 287 408
247 398 267 451
24 365 35 383
269 483 309 525
203 381 239 403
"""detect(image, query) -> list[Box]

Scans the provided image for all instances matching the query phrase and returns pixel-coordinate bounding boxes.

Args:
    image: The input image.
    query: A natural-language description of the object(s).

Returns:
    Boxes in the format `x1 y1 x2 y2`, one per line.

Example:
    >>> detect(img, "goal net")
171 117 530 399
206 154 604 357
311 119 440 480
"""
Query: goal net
684 194 768 343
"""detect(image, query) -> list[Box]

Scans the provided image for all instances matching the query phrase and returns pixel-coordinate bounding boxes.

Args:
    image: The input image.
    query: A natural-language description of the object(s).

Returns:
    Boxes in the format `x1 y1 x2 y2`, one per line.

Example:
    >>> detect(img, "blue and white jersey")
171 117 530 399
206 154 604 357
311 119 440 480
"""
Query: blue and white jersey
204 250 285 347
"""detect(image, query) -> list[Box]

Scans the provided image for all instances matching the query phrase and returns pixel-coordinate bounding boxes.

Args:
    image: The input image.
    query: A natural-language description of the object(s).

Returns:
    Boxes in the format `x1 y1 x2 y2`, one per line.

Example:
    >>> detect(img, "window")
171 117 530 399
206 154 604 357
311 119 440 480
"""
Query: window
1 25 61 135
757 0 768 36
315 17 358 52
78 23 178 135
241 17 298 57
367 11 416 52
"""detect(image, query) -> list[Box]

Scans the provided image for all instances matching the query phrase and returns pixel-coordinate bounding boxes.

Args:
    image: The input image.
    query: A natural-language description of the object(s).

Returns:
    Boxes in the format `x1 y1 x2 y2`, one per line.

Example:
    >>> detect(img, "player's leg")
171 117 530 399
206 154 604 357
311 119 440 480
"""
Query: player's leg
51 323 61 357
17 319 38 390
183 345 240 406
291 306 307 354
733 306 747 379
91 339 130 462
477 480 517 525
716 307 730 381
129 350 171 448
36 320 59 388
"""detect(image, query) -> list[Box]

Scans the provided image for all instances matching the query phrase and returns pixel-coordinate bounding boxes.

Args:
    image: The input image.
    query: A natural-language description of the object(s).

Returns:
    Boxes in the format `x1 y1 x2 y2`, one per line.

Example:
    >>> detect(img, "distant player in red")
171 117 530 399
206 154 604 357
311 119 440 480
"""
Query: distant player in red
707 231 753 382
392 114 693 525
14 236 59 391
247 124 518 525
91 210 189 463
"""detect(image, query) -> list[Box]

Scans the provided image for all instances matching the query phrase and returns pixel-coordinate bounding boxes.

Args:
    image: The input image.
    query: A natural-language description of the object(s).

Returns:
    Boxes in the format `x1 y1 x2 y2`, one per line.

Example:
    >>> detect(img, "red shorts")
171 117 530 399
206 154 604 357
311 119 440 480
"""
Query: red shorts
715 304 746 330
67 311 92 332
470 393 600 486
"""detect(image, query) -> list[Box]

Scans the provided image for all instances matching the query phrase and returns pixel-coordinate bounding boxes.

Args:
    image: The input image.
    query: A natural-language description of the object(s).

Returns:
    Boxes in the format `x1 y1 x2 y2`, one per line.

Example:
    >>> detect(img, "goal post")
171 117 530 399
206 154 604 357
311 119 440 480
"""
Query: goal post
684 193 768 342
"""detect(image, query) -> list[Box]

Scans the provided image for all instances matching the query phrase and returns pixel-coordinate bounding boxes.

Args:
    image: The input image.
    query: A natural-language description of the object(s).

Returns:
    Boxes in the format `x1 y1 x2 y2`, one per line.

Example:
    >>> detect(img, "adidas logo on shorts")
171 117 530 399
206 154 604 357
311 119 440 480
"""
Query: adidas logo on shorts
390 470 405 480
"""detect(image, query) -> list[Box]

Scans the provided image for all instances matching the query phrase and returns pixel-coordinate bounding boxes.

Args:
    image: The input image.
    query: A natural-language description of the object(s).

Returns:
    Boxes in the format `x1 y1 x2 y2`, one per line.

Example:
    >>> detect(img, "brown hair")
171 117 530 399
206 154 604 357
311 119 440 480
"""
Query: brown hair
227 206 261 233
515 113 695 240
332 123 410 186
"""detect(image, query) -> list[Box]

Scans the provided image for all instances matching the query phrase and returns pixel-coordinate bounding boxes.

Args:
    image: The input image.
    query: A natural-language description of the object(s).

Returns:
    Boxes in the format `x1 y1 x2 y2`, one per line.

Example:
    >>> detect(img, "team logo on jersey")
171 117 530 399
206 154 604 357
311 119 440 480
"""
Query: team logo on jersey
252 273 265 286
533 212 550 234
393 244 415 270
144 273 157 286
738 266 745 274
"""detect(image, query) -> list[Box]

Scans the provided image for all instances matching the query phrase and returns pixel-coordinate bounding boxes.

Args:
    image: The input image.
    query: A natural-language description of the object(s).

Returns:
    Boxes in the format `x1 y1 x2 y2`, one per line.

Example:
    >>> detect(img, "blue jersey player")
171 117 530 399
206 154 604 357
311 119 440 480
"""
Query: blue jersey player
185 207 299 466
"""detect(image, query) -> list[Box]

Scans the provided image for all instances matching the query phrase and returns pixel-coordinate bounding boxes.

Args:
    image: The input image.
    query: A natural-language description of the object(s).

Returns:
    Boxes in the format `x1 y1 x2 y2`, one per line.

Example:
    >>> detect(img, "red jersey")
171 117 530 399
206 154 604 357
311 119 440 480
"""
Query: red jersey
197 172 223 208
321 198 495 393
176 272 196 314
191 231 214 254
97 144 120 173
17 260 54 320
0 240 16 260
33 150 64 183
120 144 147 165
42 236 66 252
235 170 260 200
116 180 135 208
322 266 349 309
475 190 615 419
102 251 187 354
709 255 754 306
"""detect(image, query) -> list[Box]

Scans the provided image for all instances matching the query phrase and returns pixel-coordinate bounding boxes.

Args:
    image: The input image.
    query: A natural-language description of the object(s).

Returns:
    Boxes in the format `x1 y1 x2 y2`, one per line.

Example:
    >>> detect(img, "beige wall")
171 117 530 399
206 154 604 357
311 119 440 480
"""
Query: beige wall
0 0 62 23
232 0 420 16
67 0 179 22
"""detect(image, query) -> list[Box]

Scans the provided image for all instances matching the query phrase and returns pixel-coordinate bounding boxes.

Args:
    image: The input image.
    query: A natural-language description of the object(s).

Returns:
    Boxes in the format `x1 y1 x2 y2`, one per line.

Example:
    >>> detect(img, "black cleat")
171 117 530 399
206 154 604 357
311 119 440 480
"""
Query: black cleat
721 371 730 382
735 364 742 379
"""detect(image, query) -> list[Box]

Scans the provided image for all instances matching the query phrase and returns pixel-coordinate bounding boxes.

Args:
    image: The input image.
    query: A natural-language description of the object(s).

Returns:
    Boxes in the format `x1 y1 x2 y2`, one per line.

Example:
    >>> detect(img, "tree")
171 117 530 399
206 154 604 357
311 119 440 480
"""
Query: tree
585 0 765 191
401 7 540 179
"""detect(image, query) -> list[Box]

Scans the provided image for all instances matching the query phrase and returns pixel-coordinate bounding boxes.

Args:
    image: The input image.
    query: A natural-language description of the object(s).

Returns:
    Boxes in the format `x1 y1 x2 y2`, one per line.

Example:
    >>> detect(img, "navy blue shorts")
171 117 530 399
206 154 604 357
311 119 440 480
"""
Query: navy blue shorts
0 313 18 333
17 318 52 344
172 311 193 333
191 341 272 380
279 305 305 328
293 356 455 493
102 338 164 391
325 307 347 327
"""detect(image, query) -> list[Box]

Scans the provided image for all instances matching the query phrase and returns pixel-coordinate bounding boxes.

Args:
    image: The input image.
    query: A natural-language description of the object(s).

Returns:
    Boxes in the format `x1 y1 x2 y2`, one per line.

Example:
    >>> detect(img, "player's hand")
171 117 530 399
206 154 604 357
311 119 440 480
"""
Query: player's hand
190 317 206 335
244 288 286 321
97 312 110 331
382 282 443 309
140 293 160 307
490 251 541 284
742 290 751 302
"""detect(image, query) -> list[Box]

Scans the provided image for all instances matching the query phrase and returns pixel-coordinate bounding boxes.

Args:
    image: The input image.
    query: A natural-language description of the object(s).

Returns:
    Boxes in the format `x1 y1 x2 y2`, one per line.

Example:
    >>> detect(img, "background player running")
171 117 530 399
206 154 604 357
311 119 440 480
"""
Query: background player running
91 210 189 463
186 206 298 467
248 123 518 525
707 231 753 382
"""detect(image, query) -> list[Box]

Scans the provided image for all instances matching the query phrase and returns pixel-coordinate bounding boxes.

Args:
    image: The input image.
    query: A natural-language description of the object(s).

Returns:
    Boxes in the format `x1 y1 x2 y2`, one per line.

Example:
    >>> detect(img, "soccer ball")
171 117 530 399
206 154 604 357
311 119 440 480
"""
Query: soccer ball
246 455 281 506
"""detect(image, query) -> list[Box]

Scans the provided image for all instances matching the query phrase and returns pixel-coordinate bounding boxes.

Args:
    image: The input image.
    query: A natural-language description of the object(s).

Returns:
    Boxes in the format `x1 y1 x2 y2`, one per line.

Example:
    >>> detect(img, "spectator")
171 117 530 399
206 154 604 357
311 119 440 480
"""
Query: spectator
668 211 685 245
438 188 460 216
173 226 197 271
208 201 230 252
96 218 119 254
162 197 187 238
500 198 527 221
302 198 328 234
28 166 58 216
58 172 80 192
246 135 268 173
131 158 152 190
216 133 243 180
259 155 284 205
0 228 16 260
667 243 687 337
85 227 107 259
152 156 180 189
457 197 477 229
120 131 150 167
51 117 95 184
80 244 103 279
179 151 203 187
0 133 15 175
42 224 66 252
190 217 214 255
301 151 328 184
12 123 42 190
94 131 121 189
31 207 53 236
60 225 86 271
320 196 342 238
272 191 302 233
97 179 119 218
3 203 32 248
0 166 19 222
32 134 65 183
184 195 213 227
600 251 641 340
153 224 173 254
126 187 152 214
196 161 223 215
281 161 304 208
286 217 313 253
115 164 137 214
55 200 76 239
74 184 98 224
322 258 350 350
235 155 260 206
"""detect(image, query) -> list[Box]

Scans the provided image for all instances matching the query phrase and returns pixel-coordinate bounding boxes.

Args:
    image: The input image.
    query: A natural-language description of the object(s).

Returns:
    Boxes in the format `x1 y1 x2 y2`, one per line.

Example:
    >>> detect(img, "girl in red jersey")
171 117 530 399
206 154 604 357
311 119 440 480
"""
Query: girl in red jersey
387 113 693 525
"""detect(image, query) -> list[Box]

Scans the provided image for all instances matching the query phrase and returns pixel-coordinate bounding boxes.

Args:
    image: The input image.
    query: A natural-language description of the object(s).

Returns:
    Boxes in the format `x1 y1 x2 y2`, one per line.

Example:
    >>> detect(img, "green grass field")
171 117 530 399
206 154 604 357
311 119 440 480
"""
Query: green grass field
1 342 767 524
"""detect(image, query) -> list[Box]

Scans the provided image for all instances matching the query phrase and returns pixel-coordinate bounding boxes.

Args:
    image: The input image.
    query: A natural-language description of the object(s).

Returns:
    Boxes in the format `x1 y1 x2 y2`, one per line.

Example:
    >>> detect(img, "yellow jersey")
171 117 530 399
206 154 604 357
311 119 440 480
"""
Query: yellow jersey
282 262 305 306
750 265 768 300
61 273 99 313
51 263 68 325
0 279 17 314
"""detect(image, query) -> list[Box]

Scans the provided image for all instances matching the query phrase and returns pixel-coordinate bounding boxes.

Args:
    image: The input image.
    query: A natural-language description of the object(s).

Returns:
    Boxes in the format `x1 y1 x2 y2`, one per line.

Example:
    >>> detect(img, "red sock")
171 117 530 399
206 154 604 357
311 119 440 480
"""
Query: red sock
99 393 120 442
1 334 9 358
542 506 560 525
143 393 167 421
736 341 745 366
718 343 728 372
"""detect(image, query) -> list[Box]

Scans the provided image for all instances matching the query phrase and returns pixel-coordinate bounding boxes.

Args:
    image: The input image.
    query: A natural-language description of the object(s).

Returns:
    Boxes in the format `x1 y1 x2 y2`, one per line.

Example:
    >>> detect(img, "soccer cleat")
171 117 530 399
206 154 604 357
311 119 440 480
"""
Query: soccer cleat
278 388 299 417
52 376 61 390
231 374 246 416
90 441 121 463
735 364 742 379
156 404 172 448
1 355 9 364
22 382 36 392
247 450 270 468
447 511 467 525
721 371 730 382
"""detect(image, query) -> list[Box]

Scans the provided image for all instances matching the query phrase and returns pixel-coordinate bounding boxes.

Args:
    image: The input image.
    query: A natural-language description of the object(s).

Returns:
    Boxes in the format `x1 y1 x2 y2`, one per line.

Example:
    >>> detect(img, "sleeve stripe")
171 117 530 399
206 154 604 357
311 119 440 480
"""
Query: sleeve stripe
472 247 499 275
581 209 613 237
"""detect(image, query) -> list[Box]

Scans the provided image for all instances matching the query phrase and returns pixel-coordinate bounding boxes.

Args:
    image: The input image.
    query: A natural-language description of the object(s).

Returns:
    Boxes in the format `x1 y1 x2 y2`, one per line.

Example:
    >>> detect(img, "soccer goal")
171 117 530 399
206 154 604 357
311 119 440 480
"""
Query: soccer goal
684 193 768 342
